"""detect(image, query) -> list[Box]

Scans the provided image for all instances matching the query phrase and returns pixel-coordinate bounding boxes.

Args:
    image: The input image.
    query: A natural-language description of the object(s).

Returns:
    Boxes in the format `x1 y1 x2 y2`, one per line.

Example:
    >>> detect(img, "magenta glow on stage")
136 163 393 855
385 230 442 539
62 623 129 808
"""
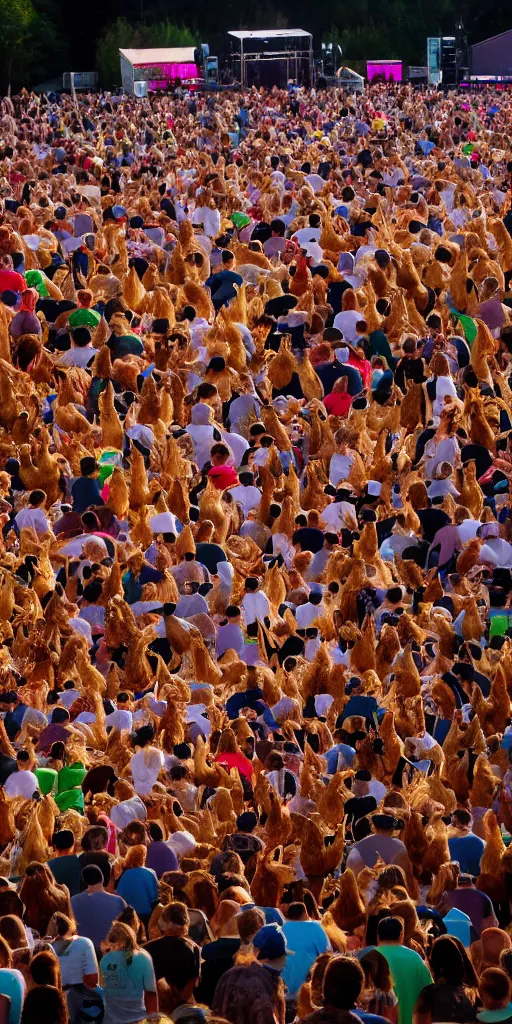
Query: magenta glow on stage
367 61 403 82
134 62 198 89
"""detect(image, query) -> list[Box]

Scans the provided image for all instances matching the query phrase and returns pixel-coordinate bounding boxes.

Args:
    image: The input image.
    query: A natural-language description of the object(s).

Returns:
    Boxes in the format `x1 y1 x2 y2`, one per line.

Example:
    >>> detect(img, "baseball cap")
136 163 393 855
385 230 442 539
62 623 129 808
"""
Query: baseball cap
253 923 293 968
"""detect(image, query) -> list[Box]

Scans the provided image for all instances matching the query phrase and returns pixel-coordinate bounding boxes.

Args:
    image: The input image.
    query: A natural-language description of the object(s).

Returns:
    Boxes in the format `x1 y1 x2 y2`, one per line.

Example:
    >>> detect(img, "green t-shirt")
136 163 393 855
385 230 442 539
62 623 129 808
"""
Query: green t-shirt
68 307 101 329
379 943 432 1024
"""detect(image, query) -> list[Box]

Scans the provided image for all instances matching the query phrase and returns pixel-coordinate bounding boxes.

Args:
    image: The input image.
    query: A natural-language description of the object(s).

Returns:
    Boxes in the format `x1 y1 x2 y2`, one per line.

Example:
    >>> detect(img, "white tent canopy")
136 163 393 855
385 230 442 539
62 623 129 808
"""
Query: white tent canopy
228 29 312 40
119 47 196 67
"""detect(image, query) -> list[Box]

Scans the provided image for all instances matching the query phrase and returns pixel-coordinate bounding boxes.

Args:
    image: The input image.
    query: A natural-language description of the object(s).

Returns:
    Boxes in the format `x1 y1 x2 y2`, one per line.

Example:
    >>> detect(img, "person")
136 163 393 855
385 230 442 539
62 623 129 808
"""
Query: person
281 901 330 1000
20 987 68 1024
477 968 512 1024
377 917 432 1024
47 829 81 897
18 862 71 938
71 457 104 515
100 921 157 1024
146 822 179 878
47 912 100 1024
0 934 25 1024
195 899 241 1007
115 845 159 930
448 810 486 877
438 872 497 940
71 865 126 956
13 491 50 537
212 923 288 1024
144 933 201 1017
300 954 376 1024
346 815 408 875
413 934 479 1024
129 726 164 797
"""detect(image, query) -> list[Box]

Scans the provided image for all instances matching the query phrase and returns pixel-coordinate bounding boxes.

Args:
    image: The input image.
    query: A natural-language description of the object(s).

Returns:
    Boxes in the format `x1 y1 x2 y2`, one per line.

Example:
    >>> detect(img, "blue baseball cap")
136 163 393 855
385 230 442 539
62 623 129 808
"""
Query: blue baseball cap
253 924 293 963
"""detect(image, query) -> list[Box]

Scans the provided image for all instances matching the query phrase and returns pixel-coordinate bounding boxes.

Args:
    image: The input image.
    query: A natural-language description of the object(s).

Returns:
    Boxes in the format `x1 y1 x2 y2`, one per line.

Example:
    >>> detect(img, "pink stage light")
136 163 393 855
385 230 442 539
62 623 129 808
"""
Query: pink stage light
367 61 403 82
134 62 199 90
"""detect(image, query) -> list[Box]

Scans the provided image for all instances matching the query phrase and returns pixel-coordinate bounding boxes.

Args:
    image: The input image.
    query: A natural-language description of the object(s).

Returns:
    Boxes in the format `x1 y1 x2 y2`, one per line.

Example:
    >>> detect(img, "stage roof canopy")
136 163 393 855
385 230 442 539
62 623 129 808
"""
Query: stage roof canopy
119 47 196 66
228 29 312 41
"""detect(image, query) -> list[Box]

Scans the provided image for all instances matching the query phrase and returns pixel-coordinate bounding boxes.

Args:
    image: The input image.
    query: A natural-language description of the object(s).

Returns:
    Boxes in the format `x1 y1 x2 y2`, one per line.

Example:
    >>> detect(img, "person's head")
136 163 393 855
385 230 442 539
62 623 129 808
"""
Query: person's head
237 906 265 945
0 915 27 950
158 902 190 938
21 986 67 1024
123 844 147 869
28 489 45 508
480 968 512 1010
222 250 234 267
71 326 91 348
377 916 404 945
52 829 74 855
30 949 61 988
46 913 75 940
105 921 138 961
81 864 105 891
323 955 364 1010
77 288 93 309
253 924 290 972
452 808 472 831
81 825 108 852
80 456 98 478
286 901 308 922
360 949 394 995
429 934 478 988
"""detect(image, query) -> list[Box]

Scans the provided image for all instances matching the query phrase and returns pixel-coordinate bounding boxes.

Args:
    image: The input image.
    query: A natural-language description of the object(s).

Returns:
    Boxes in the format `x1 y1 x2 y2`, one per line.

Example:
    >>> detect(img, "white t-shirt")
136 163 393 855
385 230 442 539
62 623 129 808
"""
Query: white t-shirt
53 935 98 986
130 747 164 796
167 830 197 859
105 709 133 732
228 484 262 517
304 173 326 193
14 507 49 535
295 602 323 628
292 226 322 246
329 452 355 486
4 770 39 799
242 590 270 625
332 309 362 342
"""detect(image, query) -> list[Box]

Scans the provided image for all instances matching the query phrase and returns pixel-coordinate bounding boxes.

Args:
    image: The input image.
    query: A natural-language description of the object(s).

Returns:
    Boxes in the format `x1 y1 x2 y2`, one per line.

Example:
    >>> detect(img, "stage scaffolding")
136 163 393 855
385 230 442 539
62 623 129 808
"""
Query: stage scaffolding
228 29 314 88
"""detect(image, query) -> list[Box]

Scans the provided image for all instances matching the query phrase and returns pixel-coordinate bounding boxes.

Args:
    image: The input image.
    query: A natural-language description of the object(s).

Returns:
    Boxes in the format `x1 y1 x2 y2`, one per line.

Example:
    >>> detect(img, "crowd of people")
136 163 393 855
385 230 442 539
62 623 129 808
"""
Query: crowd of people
1 76 512 1024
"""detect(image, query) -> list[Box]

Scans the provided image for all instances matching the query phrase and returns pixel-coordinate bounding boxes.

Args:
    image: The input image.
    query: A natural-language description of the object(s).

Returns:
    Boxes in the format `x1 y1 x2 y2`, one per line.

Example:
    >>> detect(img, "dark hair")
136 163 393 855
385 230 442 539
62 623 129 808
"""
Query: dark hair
52 830 74 852
287 902 307 920
323 955 364 1010
29 489 45 506
80 456 98 476
480 968 511 1005
21 987 67 1024
429 935 478 988
30 950 61 987
377 916 403 942
149 822 164 842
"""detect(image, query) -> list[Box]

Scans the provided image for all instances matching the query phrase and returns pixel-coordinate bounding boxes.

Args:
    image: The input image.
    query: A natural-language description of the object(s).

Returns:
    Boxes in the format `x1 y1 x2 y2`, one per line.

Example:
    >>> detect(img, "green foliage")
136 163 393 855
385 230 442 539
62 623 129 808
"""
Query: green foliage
96 17 195 87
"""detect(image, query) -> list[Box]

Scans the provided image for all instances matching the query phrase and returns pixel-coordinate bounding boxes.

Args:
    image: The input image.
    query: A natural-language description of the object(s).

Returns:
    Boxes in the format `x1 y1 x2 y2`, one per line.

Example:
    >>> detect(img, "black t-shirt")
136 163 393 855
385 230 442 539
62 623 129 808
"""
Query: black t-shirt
292 527 324 553
344 795 377 829
195 542 227 575
417 507 451 544
460 443 493 479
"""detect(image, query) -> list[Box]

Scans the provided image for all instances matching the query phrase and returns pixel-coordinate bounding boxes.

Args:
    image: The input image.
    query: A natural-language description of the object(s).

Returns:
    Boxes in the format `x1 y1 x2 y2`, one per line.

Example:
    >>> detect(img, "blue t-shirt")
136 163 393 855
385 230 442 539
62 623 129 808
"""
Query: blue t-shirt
71 890 126 952
116 866 158 917
448 834 485 876
71 476 104 514
282 921 330 997
100 948 156 1024
0 969 24 1024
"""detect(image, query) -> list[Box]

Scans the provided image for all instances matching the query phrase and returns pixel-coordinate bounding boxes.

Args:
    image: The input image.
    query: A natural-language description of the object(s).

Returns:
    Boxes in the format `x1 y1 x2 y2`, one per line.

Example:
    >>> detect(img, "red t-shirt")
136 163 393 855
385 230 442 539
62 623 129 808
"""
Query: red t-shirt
324 392 353 417
214 751 254 779
208 465 239 490
0 269 25 294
